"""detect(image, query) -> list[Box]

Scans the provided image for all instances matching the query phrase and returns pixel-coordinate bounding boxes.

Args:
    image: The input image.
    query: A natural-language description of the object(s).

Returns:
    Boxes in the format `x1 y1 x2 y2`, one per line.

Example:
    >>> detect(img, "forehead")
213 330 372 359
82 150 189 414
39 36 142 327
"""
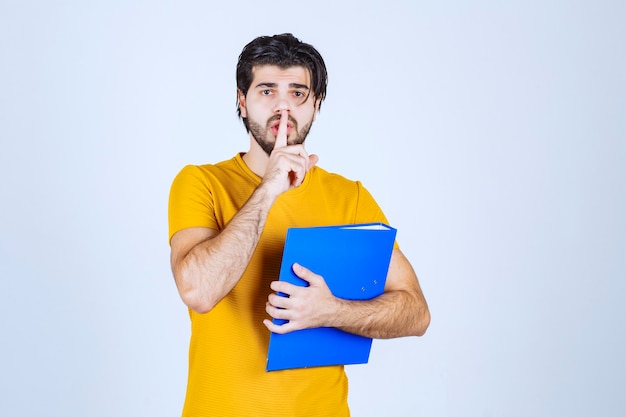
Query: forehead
250 65 311 87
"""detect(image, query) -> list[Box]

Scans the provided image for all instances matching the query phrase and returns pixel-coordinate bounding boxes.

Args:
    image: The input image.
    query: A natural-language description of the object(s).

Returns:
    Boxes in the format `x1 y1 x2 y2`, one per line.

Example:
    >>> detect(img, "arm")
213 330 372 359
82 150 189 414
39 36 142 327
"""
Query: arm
170 110 317 313
264 248 430 338
170 184 276 314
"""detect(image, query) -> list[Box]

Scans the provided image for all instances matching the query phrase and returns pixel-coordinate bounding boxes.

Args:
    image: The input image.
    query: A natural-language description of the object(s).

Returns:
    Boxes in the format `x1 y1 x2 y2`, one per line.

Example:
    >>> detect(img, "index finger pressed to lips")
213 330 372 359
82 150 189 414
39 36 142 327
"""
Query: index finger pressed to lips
273 110 288 150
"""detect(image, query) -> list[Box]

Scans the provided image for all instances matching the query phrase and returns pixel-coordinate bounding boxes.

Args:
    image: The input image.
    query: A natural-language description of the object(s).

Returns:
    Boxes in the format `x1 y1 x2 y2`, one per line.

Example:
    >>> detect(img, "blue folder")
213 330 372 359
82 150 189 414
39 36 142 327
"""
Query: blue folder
266 223 397 372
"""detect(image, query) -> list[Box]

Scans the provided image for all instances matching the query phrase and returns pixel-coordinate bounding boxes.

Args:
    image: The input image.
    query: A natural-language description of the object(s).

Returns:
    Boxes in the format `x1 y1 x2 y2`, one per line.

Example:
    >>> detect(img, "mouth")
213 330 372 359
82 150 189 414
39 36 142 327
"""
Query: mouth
269 118 294 136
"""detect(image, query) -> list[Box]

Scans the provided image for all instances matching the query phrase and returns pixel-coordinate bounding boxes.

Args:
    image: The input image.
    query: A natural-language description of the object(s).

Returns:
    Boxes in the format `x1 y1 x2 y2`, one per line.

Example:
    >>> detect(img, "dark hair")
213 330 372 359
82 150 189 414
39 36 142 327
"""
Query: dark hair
236 33 328 122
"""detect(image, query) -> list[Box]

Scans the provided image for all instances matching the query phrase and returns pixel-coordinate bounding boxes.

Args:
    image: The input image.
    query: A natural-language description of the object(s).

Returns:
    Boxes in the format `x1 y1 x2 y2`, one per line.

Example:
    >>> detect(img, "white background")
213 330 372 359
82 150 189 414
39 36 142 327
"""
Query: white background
1 1 624 416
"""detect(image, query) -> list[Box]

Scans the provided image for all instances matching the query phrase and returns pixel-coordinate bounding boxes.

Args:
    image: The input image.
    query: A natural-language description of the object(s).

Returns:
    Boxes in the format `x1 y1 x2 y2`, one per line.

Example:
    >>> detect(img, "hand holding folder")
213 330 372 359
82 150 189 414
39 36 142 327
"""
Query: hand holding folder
266 223 397 371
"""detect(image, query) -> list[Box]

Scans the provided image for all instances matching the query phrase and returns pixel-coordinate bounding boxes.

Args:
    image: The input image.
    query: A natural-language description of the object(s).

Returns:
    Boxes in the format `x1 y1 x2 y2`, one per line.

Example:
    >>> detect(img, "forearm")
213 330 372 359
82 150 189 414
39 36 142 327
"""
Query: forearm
330 289 430 339
265 251 431 338
174 184 276 313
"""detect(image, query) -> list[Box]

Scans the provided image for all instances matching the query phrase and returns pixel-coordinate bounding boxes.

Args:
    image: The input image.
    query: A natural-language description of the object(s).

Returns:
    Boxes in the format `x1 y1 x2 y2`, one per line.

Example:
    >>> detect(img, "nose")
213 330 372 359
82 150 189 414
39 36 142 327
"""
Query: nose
274 92 291 114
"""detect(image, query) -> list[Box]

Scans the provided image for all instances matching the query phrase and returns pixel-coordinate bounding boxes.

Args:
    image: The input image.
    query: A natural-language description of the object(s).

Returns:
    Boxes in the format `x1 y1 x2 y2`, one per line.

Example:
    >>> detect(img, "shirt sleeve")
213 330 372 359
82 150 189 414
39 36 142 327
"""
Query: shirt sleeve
168 165 219 244
353 181 400 249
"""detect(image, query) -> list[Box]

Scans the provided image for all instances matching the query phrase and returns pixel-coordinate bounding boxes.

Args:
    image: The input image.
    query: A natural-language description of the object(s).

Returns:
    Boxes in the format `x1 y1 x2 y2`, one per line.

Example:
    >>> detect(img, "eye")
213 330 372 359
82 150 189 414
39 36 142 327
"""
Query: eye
261 89 273 96
293 91 304 98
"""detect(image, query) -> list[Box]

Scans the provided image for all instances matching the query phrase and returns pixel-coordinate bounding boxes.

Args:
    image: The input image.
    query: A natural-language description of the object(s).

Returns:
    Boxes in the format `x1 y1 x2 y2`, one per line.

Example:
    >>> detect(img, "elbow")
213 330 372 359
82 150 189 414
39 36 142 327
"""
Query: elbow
184 294 214 314
410 303 431 337
174 270 218 314
414 307 430 336
179 286 217 314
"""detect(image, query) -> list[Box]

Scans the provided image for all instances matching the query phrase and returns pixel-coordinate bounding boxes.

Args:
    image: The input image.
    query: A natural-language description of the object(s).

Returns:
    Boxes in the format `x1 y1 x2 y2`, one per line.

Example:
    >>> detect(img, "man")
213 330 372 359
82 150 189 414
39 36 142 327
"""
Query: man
168 33 430 417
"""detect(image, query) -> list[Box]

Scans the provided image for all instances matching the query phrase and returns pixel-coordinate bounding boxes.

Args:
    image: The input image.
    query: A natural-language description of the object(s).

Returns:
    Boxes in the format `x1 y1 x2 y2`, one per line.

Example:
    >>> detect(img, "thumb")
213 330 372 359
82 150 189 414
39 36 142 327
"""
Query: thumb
308 154 319 170
292 263 321 285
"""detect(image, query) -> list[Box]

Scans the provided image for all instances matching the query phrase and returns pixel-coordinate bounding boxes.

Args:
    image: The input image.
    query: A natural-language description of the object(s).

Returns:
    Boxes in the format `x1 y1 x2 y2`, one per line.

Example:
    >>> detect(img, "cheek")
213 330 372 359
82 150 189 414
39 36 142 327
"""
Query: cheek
296 103 317 121
245 102 269 121
302 108 317 125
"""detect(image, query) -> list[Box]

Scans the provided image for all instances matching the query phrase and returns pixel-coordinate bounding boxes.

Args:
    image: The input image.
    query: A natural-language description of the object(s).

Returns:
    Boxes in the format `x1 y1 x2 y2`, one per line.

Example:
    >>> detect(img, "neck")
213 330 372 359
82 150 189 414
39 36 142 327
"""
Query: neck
242 137 270 177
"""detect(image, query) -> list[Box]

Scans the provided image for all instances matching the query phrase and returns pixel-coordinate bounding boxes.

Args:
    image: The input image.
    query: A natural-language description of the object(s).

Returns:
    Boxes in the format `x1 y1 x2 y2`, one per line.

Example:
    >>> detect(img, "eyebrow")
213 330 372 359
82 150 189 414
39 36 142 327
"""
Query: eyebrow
254 82 310 90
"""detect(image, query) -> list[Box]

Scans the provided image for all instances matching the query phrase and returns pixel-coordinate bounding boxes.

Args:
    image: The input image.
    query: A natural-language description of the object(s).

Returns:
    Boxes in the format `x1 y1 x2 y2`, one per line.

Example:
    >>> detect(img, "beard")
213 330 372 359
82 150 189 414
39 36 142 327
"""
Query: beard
247 114 314 156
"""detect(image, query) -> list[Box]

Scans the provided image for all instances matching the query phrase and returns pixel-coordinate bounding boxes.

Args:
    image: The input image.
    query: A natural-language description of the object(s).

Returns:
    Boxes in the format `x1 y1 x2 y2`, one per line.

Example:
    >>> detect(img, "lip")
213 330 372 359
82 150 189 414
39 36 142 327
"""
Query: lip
270 126 293 136
270 120 294 135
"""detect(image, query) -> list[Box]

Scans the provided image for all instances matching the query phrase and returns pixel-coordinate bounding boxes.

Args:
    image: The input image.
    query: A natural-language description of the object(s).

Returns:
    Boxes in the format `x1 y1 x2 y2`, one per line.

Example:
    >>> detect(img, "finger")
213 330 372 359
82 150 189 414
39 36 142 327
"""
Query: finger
269 280 283 293
267 292 291 310
289 166 305 188
270 280 302 295
263 318 293 334
292 263 322 285
273 110 288 150
308 153 319 170
266 300 285 317
289 151 315 187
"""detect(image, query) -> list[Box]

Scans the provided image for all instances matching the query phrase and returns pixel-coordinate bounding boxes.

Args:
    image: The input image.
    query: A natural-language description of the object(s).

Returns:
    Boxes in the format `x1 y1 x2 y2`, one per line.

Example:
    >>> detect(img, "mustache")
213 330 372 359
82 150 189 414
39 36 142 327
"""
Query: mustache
267 114 298 129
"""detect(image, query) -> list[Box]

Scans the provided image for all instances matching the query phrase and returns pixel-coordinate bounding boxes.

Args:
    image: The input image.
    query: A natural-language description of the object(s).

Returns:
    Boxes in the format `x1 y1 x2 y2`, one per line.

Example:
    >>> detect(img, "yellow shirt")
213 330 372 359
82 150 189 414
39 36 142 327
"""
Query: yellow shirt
168 154 391 417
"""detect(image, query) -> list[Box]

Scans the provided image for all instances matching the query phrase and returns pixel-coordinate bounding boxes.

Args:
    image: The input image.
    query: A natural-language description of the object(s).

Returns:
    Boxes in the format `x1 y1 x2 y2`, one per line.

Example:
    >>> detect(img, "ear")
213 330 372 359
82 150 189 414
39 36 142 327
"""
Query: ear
238 90 247 118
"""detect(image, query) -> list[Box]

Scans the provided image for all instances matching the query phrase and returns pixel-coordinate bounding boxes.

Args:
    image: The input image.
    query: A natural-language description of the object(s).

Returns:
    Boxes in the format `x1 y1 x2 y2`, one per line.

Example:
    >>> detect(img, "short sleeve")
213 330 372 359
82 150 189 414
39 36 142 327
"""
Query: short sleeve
353 182 387 224
168 165 219 244
354 182 400 249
